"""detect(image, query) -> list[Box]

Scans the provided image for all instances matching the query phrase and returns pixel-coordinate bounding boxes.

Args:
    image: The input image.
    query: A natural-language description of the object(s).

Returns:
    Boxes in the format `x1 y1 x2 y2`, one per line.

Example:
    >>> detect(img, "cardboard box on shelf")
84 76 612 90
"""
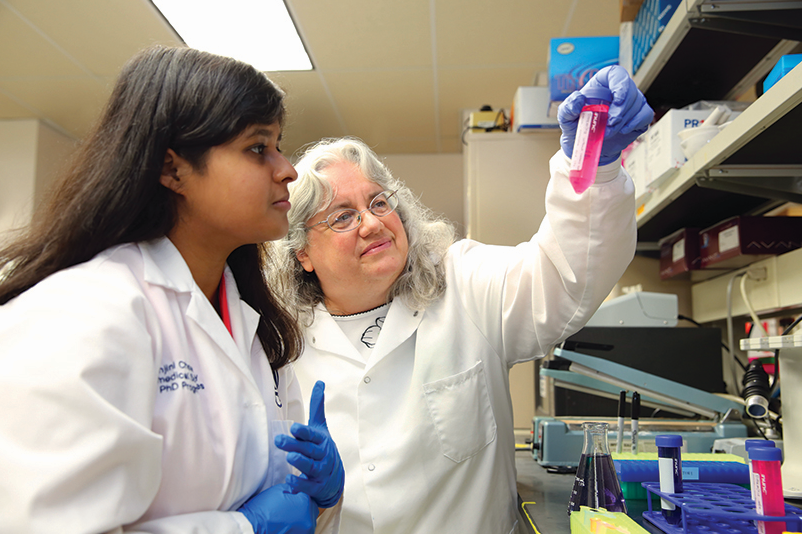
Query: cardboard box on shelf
547 36 619 117
645 108 741 189
658 228 700 280
620 0 645 22
512 87 559 132
699 216 802 270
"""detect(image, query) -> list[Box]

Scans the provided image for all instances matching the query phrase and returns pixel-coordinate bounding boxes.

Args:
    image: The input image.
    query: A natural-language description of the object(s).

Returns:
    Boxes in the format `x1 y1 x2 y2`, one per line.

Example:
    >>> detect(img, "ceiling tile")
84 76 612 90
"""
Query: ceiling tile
434 0 573 67
1 0 628 159
290 0 432 70
266 71 346 158
0 4 88 78
0 76 113 138
0 89 34 117
323 69 436 149
5 0 182 77
562 0 620 37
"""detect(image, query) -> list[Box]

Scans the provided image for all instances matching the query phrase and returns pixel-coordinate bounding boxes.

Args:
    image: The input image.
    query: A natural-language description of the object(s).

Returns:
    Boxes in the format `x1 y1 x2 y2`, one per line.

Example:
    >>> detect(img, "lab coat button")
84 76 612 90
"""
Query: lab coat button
368 463 375 471
413 311 419 317
364 376 371 384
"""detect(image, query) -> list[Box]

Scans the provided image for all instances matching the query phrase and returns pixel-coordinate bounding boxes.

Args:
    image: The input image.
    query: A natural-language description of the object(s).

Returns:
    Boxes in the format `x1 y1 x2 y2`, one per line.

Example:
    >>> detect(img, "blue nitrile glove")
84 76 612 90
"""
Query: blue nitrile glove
237 483 317 534
275 381 344 508
558 65 654 165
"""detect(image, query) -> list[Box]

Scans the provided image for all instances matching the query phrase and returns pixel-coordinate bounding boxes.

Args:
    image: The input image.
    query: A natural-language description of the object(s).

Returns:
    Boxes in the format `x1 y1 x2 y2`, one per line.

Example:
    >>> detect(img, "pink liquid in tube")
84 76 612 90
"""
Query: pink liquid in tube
569 87 612 194
749 446 786 534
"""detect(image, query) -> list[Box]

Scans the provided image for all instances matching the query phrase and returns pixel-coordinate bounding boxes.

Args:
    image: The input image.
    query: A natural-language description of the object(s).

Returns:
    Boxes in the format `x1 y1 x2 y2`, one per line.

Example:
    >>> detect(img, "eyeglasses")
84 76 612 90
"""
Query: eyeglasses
307 190 399 233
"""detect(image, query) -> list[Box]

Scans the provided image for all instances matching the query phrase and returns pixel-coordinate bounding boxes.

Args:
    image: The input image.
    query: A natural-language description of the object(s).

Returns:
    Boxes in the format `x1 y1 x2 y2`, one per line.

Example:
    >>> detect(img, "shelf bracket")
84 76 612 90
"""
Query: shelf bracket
696 165 802 203
689 14 802 40
700 1 802 12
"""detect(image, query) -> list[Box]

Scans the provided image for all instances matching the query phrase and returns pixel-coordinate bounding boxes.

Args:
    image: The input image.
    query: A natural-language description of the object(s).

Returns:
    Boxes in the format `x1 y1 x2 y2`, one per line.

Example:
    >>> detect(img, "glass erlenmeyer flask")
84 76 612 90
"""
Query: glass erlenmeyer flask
567 422 627 514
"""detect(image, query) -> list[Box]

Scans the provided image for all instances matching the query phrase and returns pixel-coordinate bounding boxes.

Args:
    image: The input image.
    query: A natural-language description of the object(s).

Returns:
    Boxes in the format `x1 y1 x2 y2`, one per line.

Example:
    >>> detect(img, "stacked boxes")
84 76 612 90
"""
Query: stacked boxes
547 36 619 117
659 228 701 280
659 217 802 280
627 108 741 196
647 109 723 188
699 216 802 270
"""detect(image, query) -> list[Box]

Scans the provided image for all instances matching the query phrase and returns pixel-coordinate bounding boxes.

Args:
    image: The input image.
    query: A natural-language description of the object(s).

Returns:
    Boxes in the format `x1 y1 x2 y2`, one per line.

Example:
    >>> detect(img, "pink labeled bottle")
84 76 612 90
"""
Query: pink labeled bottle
749 446 786 534
569 87 613 194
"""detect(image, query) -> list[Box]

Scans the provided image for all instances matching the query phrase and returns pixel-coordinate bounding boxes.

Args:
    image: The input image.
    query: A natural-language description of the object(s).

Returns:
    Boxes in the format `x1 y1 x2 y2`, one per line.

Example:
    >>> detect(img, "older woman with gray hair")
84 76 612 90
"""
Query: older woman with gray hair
271 67 651 534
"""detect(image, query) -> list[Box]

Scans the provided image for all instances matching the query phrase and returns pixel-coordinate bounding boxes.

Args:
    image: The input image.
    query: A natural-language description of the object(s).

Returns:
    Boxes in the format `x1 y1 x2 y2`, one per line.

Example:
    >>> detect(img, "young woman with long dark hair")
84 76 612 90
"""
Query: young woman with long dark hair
0 46 343 534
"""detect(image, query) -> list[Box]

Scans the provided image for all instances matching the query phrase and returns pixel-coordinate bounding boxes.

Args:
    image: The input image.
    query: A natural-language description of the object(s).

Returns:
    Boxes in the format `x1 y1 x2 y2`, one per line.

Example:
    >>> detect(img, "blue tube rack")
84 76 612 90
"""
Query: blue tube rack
641 482 802 534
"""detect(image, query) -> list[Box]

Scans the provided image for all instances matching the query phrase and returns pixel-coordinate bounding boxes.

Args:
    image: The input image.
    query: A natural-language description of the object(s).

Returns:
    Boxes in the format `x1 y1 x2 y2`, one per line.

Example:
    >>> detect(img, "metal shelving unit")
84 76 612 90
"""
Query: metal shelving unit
633 0 802 244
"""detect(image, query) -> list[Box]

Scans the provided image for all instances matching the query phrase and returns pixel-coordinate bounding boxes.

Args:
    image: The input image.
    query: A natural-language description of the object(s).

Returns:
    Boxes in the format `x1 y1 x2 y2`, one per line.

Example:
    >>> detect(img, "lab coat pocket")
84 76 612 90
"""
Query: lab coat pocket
423 361 497 463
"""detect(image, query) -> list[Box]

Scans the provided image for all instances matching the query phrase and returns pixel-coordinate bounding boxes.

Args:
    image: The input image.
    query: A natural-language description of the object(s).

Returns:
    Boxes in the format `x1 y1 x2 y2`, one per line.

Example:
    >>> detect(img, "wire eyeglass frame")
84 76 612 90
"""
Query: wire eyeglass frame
306 190 399 233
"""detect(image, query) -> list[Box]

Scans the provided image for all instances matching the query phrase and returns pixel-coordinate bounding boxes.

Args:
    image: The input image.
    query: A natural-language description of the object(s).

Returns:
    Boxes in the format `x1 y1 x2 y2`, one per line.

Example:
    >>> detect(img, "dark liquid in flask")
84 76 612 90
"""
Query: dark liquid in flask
567 453 627 514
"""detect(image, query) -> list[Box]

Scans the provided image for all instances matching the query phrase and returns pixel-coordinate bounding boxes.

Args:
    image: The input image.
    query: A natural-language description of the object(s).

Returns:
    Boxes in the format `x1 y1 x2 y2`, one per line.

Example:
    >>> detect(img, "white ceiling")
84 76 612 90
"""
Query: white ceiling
0 0 620 157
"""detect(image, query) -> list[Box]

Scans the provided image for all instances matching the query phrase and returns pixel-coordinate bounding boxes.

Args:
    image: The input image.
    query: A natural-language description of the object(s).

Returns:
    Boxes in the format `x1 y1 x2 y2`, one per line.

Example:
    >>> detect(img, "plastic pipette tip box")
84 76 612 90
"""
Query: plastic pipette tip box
614 453 748 500
570 506 650 534
641 482 802 534
616 460 749 483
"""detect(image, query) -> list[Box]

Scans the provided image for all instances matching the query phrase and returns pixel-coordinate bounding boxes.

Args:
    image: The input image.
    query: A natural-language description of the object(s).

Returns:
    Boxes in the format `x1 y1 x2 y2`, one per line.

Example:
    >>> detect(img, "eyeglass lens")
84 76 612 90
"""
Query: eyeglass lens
327 190 398 232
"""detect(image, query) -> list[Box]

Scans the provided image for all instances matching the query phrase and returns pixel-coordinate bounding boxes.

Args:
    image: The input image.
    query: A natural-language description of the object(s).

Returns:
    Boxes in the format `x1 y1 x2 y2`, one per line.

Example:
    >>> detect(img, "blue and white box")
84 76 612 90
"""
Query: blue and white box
548 36 619 117
632 0 681 72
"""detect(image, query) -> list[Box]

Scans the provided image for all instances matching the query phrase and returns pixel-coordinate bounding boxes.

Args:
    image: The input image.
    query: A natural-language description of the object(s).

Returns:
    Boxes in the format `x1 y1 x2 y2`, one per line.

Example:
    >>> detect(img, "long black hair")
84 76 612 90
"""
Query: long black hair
0 45 301 368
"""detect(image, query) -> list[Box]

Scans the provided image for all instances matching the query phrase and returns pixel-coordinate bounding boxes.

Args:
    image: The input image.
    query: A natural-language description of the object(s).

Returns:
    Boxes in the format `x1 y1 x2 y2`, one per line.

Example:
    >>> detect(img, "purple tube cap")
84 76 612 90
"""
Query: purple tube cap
749 446 783 462
582 87 613 103
745 439 775 450
655 435 683 448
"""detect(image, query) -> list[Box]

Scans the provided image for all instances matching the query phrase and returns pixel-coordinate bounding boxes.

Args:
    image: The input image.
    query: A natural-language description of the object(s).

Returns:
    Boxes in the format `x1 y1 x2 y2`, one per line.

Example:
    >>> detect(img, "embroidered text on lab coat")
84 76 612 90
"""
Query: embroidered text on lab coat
158 360 206 394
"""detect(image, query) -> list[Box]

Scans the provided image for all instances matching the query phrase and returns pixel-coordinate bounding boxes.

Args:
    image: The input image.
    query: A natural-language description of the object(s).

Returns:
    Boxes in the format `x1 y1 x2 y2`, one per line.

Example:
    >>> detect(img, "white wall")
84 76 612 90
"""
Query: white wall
0 121 38 238
0 120 75 243
380 153 465 236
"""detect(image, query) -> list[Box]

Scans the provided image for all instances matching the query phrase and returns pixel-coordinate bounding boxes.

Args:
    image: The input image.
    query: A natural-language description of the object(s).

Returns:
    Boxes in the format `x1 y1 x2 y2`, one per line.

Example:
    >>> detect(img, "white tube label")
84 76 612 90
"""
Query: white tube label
570 111 592 171
659 457 676 511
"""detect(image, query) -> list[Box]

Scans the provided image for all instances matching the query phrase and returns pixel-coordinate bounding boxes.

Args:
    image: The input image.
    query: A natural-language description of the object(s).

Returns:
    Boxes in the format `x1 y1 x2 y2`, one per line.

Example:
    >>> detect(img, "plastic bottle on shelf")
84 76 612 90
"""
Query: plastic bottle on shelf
569 87 612 194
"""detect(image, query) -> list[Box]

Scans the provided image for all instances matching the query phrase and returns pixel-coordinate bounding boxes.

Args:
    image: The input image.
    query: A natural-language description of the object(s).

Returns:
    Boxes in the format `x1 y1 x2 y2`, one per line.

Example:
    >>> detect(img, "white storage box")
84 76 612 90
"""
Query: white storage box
623 138 649 199
512 86 559 132
645 109 740 188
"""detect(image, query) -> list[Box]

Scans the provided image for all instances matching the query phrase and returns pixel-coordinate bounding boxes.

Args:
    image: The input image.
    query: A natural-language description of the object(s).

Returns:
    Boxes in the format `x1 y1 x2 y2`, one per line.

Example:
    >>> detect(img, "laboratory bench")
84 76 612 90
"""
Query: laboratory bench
515 451 650 534
514 450 801 534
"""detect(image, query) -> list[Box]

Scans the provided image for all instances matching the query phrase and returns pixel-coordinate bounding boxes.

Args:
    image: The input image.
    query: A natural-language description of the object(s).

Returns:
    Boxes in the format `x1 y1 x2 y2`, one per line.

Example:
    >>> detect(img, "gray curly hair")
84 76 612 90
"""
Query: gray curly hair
267 137 457 323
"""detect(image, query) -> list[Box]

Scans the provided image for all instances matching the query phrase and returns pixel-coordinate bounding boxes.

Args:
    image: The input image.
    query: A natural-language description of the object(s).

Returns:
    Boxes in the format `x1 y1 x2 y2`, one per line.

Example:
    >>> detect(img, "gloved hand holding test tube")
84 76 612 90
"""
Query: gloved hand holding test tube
557 66 654 193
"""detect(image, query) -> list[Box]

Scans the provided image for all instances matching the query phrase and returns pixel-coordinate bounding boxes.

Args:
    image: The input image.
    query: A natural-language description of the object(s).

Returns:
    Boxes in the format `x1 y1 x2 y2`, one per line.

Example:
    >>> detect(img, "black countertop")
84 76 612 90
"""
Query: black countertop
516 451 666 534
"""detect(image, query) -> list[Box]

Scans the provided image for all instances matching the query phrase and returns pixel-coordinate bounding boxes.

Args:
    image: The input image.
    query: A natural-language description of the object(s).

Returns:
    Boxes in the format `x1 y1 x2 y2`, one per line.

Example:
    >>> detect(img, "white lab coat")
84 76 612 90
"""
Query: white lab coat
290 152 637 534
0 237 338 533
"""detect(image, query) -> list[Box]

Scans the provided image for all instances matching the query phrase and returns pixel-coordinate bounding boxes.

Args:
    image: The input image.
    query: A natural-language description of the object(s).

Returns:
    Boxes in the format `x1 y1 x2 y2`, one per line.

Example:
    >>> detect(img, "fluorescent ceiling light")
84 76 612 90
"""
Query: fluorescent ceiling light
151 0 312 71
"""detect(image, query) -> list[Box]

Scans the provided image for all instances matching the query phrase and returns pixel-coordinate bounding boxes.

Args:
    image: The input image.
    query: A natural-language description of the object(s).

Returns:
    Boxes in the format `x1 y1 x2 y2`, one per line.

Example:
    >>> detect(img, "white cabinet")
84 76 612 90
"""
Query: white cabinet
463 130 560 246
462 129 561 427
